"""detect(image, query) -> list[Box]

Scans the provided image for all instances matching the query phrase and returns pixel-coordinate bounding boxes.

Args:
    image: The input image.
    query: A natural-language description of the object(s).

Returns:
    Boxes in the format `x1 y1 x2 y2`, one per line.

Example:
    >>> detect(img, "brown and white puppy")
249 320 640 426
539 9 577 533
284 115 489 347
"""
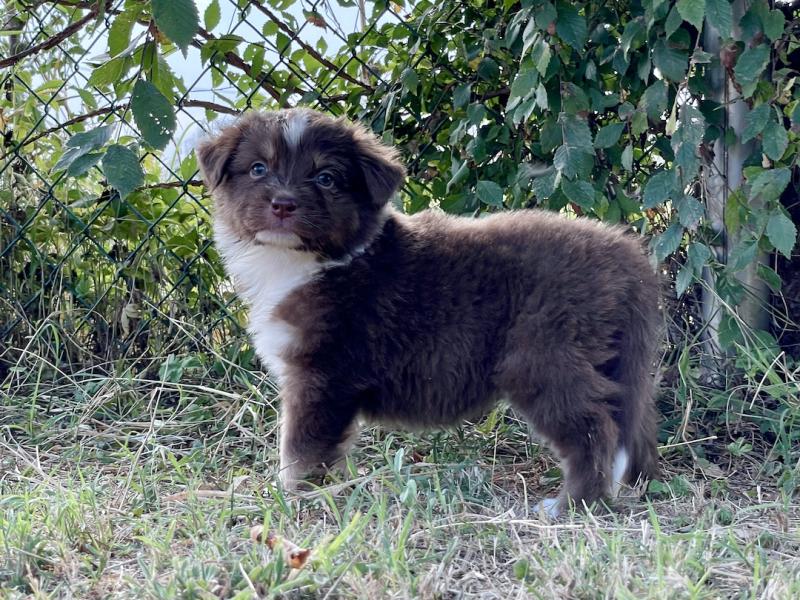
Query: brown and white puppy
197 108 660 516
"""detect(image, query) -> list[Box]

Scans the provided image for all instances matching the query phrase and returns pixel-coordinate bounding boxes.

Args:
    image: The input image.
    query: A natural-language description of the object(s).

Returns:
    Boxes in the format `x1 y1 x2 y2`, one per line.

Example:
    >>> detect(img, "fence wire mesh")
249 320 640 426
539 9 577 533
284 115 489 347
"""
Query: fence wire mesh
0 0 443 373
5 1 798 385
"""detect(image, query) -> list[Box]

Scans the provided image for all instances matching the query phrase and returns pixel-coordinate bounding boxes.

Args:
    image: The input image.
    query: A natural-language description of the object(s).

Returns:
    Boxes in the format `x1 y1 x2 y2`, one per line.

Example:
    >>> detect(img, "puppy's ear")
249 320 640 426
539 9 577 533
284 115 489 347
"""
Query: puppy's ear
352 126 406 207
196 123 243 190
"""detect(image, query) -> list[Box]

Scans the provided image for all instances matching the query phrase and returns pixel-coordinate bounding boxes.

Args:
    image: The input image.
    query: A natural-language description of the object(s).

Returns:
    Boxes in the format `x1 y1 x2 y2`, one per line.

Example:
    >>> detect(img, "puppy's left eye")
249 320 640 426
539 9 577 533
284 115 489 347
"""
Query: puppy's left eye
250 162 268 178
315 172 335 189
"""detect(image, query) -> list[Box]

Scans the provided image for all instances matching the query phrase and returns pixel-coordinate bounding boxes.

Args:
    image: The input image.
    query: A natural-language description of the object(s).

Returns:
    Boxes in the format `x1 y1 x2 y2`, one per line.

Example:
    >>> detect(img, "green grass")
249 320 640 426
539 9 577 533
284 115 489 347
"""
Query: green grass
2 343 799 599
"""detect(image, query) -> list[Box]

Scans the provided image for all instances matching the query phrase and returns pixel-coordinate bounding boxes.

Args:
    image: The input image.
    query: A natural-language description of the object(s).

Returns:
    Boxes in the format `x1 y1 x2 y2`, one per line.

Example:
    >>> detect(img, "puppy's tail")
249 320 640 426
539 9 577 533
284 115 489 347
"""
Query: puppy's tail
624 394 660 485
617 288 661 486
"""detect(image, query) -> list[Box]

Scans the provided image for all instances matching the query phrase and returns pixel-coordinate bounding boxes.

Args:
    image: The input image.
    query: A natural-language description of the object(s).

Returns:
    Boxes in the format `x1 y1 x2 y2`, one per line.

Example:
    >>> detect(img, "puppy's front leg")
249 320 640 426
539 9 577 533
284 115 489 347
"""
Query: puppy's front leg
278 387 359 490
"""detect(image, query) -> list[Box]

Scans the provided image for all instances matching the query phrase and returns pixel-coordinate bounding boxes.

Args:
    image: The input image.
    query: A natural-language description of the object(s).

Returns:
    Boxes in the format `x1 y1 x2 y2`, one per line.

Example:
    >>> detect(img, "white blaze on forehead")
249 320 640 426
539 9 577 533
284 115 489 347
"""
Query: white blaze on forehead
283 112 308 148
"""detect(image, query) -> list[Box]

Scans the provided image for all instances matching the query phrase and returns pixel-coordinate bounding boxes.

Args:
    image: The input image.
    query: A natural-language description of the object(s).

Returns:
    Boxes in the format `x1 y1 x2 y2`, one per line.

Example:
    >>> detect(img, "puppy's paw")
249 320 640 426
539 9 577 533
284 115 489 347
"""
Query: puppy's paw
278 458 331 494
533 497 562 519
277 465 303 493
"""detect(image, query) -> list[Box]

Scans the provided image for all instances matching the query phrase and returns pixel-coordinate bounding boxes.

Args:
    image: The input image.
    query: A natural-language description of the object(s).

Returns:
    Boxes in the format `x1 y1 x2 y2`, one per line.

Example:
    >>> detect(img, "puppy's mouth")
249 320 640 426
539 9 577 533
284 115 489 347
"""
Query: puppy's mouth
253 228 304 249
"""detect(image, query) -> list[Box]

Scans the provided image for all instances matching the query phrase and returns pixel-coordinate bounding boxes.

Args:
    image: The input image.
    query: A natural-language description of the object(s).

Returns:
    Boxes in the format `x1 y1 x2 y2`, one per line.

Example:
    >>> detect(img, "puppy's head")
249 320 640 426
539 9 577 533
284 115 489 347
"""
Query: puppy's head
196 109 405 259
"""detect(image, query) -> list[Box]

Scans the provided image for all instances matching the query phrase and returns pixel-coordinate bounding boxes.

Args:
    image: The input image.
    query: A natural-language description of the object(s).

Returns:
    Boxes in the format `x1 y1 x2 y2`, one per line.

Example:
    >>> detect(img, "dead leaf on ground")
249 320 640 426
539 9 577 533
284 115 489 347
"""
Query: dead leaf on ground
250 525 311 569
695 457 725 479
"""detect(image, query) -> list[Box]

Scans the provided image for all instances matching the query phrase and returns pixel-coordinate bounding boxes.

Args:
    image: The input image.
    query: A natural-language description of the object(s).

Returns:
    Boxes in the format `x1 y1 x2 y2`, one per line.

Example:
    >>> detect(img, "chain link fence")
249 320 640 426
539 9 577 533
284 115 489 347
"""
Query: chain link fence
0 0 446 374
5 1 799 385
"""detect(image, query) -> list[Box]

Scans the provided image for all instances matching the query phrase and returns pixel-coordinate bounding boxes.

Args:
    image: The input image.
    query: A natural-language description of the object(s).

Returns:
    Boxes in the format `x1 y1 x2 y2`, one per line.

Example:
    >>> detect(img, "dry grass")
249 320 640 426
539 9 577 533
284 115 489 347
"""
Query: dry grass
2 196 797 599
1 326 799 599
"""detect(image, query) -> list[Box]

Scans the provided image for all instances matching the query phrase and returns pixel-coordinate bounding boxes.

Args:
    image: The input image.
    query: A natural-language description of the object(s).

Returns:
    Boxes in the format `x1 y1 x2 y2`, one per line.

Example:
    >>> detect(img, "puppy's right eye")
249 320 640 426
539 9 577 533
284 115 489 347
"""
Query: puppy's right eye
250 162 268 179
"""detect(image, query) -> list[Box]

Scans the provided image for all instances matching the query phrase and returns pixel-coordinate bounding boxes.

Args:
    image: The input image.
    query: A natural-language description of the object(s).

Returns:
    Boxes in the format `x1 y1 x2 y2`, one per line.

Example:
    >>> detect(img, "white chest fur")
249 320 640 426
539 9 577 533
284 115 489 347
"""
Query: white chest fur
214 222 322 383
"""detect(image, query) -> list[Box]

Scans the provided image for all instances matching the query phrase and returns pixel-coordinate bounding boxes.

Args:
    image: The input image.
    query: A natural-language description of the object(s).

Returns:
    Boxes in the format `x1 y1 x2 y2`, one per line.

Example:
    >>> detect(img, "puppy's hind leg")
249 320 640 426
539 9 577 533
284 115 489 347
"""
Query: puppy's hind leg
511 385 620 517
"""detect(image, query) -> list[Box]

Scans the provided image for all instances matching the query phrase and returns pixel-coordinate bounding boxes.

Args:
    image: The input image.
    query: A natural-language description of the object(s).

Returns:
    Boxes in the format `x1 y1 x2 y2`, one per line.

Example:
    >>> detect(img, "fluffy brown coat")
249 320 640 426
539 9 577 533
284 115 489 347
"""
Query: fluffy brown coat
197 108 660 515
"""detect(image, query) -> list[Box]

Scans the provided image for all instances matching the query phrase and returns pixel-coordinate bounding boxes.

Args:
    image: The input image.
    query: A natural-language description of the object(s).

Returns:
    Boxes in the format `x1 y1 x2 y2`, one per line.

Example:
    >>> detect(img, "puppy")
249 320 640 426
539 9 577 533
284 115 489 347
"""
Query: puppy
197 108 660 515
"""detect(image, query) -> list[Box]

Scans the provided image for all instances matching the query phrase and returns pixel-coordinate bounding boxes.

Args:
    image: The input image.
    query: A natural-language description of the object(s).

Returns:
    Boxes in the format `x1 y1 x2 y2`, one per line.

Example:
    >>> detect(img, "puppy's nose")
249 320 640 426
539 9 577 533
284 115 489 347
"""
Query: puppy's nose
271 197 297 219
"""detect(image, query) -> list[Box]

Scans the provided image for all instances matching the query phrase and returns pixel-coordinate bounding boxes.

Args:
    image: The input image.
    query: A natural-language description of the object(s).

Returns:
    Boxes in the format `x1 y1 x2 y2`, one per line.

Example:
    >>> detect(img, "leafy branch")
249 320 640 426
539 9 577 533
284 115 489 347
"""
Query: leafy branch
0 3 104 69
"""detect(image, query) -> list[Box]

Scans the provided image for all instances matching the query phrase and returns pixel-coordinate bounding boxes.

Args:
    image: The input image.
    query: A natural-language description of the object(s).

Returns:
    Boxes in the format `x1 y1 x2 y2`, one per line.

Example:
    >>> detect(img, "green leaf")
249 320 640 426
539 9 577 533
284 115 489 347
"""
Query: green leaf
594 122 625 148
102 144 144 199
399 477 417 506
688 242 711 272
763 9 785 42
642 81 668 121
52 147 83 173
691 48 713 63
749 168 790 202
75 87 97 110
477 58 500 81
561 83 589 114
676 265 694 296
159 354 201 383
446 158 469 193
653 40 688 82
467 103 487 126
741 103 770 143
276 31 290 55
131 80 177 150
674 143 699 183
108 9 138 57
555 2 587 49
151 0 199 52
620 17 646 58
618 101 635 120
531 171 557 199
717 313 743 348
724 193 743 234
401 67 418 94
520 15 538 55
733 45 769 96
621 144 633 171
66 125 113 152
201 34 244 62
676 195 704 229
643 169 677 208
559 113 593 149
651 223 683 263
516 163 549 184
67 152 103 177
534 1 557 30
665 5 683 39
88 56 126 87
727 238 758 272
705 0 733 35
766 211 797 258
532 40 551 75
561 179 595 210
476 180 504 207
54 126 112 172
677 0 704 30
449 118 468 145
511 98 536 126
508 68 538 111
757 263 783 292
554 113 594 179
535 82 548 110
453 84 471 109
761 119 788 161
672 105 705 183
539 121 561 156
204 0 220 30
514 559 529 580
